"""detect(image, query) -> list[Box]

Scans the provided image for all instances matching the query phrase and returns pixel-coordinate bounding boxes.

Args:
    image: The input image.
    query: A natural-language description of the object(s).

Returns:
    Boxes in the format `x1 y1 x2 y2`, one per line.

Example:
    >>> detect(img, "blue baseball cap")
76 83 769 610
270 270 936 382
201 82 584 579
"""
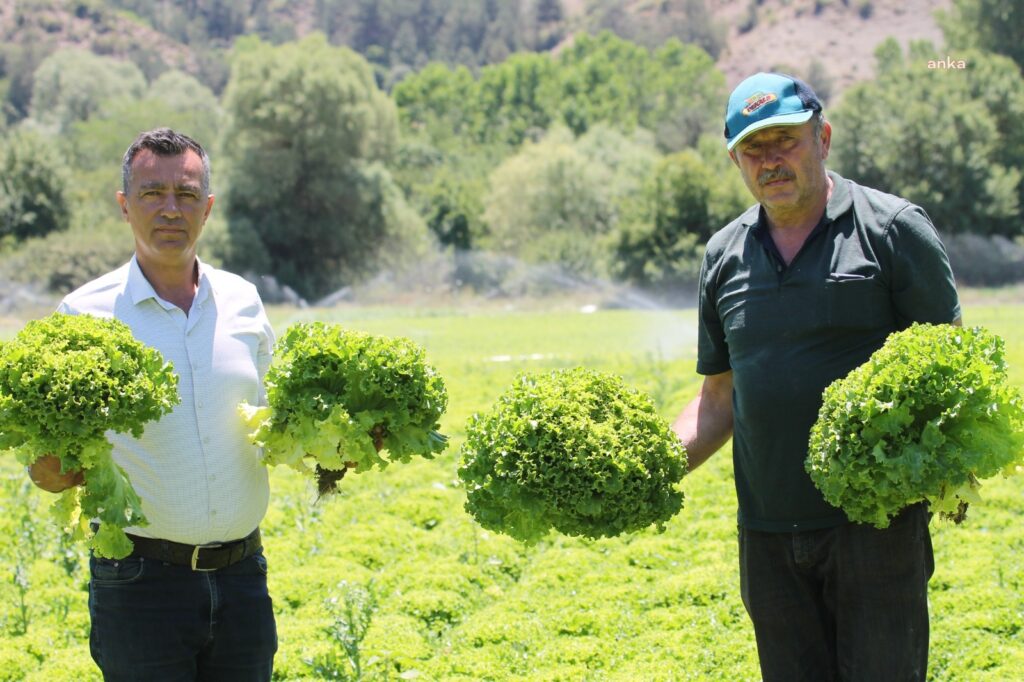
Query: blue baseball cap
724 72 822 150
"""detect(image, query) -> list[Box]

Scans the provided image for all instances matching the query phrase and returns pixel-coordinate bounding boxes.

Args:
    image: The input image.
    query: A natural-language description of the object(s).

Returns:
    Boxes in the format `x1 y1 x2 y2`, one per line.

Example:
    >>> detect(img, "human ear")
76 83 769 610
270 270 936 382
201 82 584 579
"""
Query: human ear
116 191 129 221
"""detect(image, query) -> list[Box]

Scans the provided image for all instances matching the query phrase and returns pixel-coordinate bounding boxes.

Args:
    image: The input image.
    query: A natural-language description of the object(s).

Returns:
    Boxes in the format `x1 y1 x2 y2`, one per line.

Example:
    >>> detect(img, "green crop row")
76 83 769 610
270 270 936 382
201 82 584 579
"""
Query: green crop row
1 303 1022 680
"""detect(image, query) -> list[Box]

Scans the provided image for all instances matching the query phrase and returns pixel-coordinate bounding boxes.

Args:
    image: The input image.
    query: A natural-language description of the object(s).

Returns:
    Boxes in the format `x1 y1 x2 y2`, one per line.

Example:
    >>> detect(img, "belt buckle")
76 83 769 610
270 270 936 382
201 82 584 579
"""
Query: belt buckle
191 543 222 571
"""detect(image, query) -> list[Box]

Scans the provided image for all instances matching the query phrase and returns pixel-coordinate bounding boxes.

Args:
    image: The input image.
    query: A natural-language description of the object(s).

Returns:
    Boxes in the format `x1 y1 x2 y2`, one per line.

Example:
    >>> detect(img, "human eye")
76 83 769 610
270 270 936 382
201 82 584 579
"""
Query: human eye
779 134 800 148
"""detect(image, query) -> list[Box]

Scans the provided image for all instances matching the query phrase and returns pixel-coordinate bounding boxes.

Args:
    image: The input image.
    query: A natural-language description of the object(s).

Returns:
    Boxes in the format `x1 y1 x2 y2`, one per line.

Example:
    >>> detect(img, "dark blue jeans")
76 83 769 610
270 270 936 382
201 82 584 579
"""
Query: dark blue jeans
88 550 277 681
739 503 934 682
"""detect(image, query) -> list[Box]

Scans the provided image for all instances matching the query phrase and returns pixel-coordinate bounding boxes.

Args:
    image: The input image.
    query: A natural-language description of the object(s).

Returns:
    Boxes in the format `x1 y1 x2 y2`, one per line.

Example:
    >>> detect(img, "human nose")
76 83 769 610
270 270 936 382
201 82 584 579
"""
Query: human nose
158 194 182 217
759 143 784 167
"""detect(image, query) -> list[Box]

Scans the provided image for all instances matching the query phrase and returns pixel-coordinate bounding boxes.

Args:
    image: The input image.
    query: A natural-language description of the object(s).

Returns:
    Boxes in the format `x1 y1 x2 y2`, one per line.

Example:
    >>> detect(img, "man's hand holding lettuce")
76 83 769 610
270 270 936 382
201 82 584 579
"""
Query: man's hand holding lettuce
0 312 179 558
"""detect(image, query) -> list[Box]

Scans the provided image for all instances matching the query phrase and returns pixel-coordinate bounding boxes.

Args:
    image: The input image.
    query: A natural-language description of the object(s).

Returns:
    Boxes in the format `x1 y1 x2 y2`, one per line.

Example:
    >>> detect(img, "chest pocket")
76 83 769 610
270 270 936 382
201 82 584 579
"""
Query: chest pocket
825 276 893 329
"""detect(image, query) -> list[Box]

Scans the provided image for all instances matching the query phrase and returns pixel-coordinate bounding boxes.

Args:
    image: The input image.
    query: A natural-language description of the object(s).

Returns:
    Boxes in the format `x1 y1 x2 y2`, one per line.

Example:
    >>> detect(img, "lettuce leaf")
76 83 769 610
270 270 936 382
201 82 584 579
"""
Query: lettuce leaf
458 368 688 544
241 322 448 492
806 324 1024 528
0 312 179 558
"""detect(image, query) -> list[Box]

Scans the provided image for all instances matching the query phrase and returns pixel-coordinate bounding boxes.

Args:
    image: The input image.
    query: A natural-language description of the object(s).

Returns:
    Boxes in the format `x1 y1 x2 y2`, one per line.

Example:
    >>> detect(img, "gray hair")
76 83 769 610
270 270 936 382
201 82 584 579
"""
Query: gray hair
812 110 826 141
121 128 211 195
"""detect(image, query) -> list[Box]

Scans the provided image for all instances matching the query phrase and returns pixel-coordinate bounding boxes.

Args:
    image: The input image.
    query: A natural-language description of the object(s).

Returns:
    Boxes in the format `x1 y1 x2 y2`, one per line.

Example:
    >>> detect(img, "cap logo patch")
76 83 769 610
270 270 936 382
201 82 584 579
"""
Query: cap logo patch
742 92 777 116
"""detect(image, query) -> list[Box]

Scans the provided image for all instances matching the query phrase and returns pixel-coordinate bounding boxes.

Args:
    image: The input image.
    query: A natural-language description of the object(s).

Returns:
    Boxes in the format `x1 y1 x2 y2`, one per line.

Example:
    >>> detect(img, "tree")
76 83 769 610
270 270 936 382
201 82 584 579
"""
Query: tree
556 32 649 136
420 170 485 251
536 0 563 23
573 122 660 225
472 52 559 145
390 20 420 67
220 34 427 298
645 38 725 150
830 42 1023 237
395 31 721 153
555 32 722 147
29 49 146 133
67 70 222 170
393 62 477 145
1 40 52 123
940 0 1024 71
482 129 617 277
0 129 71 242
612 135 749 291
585 0 727 60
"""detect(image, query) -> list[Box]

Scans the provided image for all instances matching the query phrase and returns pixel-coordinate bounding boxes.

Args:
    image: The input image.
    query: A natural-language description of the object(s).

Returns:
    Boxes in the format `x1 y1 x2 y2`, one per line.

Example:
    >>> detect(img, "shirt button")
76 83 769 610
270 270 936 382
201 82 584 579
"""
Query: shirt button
202 436 211 444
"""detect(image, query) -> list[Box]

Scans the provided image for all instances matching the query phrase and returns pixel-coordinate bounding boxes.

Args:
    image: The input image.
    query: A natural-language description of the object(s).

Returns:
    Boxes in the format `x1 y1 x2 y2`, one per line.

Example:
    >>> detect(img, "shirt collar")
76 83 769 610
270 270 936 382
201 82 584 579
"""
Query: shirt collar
823 170 853 223
127 254 211 309
748 171 853 266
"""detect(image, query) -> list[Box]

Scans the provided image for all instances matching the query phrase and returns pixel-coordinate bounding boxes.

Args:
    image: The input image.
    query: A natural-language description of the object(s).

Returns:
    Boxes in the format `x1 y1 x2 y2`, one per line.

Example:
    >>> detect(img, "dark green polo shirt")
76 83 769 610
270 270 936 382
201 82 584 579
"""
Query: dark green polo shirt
697 171 961 532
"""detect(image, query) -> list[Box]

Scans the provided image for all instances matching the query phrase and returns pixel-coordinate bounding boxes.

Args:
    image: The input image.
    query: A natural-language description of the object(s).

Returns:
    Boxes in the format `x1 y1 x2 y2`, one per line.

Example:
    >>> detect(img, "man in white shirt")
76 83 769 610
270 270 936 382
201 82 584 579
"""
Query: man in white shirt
28 128 277 681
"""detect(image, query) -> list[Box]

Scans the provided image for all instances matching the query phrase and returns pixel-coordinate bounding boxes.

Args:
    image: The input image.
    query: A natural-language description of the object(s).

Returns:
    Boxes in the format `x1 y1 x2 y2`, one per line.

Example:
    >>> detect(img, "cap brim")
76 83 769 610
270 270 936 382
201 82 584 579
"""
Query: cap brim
726 110 815 151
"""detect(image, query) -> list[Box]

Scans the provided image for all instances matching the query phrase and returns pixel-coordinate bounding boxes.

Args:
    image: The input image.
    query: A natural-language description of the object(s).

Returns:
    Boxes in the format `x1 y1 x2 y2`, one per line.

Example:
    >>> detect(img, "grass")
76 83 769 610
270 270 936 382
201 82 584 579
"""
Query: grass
0 298 1022 680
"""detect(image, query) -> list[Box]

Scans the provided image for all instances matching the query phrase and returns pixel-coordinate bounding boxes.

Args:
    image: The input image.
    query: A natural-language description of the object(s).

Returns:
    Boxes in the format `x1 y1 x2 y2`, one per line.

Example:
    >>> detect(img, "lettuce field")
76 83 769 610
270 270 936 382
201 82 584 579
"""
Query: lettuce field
1 300 1022 681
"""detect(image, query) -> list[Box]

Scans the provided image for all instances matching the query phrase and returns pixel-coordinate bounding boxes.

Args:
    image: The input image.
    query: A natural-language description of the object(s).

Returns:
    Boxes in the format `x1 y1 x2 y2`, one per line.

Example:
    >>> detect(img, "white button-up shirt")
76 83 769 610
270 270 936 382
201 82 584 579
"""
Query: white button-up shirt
59 256 274 544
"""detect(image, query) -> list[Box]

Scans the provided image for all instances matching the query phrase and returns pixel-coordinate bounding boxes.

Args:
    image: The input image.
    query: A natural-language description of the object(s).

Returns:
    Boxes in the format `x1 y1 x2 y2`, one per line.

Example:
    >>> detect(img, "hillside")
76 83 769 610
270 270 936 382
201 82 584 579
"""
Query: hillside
710 0 952 97
0 1 196 72
0 0 952 105
533 0 951 100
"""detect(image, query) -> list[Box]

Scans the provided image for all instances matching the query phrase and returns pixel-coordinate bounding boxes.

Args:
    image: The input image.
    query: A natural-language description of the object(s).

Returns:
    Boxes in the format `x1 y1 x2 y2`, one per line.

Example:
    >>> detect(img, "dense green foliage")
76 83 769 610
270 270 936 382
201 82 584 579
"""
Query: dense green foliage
220 34 429 299
394 30 724 151
940 0 1024 70
613 138 749 291
242 322 448 492
1 2 1023 297
807 324 1024 528
66 70 222 174
0 129 71 242
481 129 617 277
1 303 1024 679
105 0 569 83
2 221 136 294
831 40 1024 238
28 49 147 133
584 0 727 60
459 367 687 545
0 313 178 558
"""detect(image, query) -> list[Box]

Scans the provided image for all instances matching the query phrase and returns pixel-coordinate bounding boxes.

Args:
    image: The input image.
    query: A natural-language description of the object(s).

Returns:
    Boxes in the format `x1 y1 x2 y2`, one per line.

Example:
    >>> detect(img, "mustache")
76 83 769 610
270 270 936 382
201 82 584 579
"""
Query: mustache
758 168 795 185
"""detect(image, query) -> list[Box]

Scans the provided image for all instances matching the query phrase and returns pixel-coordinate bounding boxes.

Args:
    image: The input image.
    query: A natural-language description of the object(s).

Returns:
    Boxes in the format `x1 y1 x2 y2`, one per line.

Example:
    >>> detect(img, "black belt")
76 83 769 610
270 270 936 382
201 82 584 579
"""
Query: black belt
124 528 263 571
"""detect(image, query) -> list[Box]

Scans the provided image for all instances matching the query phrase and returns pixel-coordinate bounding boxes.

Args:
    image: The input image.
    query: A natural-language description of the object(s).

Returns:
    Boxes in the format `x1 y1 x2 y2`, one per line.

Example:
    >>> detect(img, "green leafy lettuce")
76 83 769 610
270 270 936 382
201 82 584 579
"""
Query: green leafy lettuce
0 312 179 558
806 323 1024 528
458 368 688 544
240 322 448 493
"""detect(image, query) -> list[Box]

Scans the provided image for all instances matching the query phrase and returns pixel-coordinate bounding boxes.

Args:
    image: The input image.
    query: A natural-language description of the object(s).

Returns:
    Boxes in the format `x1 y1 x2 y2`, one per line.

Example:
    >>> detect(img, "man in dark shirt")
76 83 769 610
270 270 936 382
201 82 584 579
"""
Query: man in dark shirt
673 72 960 681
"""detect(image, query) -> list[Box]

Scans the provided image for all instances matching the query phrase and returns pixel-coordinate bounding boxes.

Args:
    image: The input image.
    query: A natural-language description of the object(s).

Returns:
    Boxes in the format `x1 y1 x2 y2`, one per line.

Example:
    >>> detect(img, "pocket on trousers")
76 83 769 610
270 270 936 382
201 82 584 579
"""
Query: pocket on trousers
90 556 146 584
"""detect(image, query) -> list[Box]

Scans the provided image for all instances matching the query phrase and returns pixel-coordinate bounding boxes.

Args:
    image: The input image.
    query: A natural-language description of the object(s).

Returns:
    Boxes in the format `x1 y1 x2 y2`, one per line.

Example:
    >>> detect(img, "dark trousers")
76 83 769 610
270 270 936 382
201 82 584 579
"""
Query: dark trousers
88 551 277 681
739 503 934 682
